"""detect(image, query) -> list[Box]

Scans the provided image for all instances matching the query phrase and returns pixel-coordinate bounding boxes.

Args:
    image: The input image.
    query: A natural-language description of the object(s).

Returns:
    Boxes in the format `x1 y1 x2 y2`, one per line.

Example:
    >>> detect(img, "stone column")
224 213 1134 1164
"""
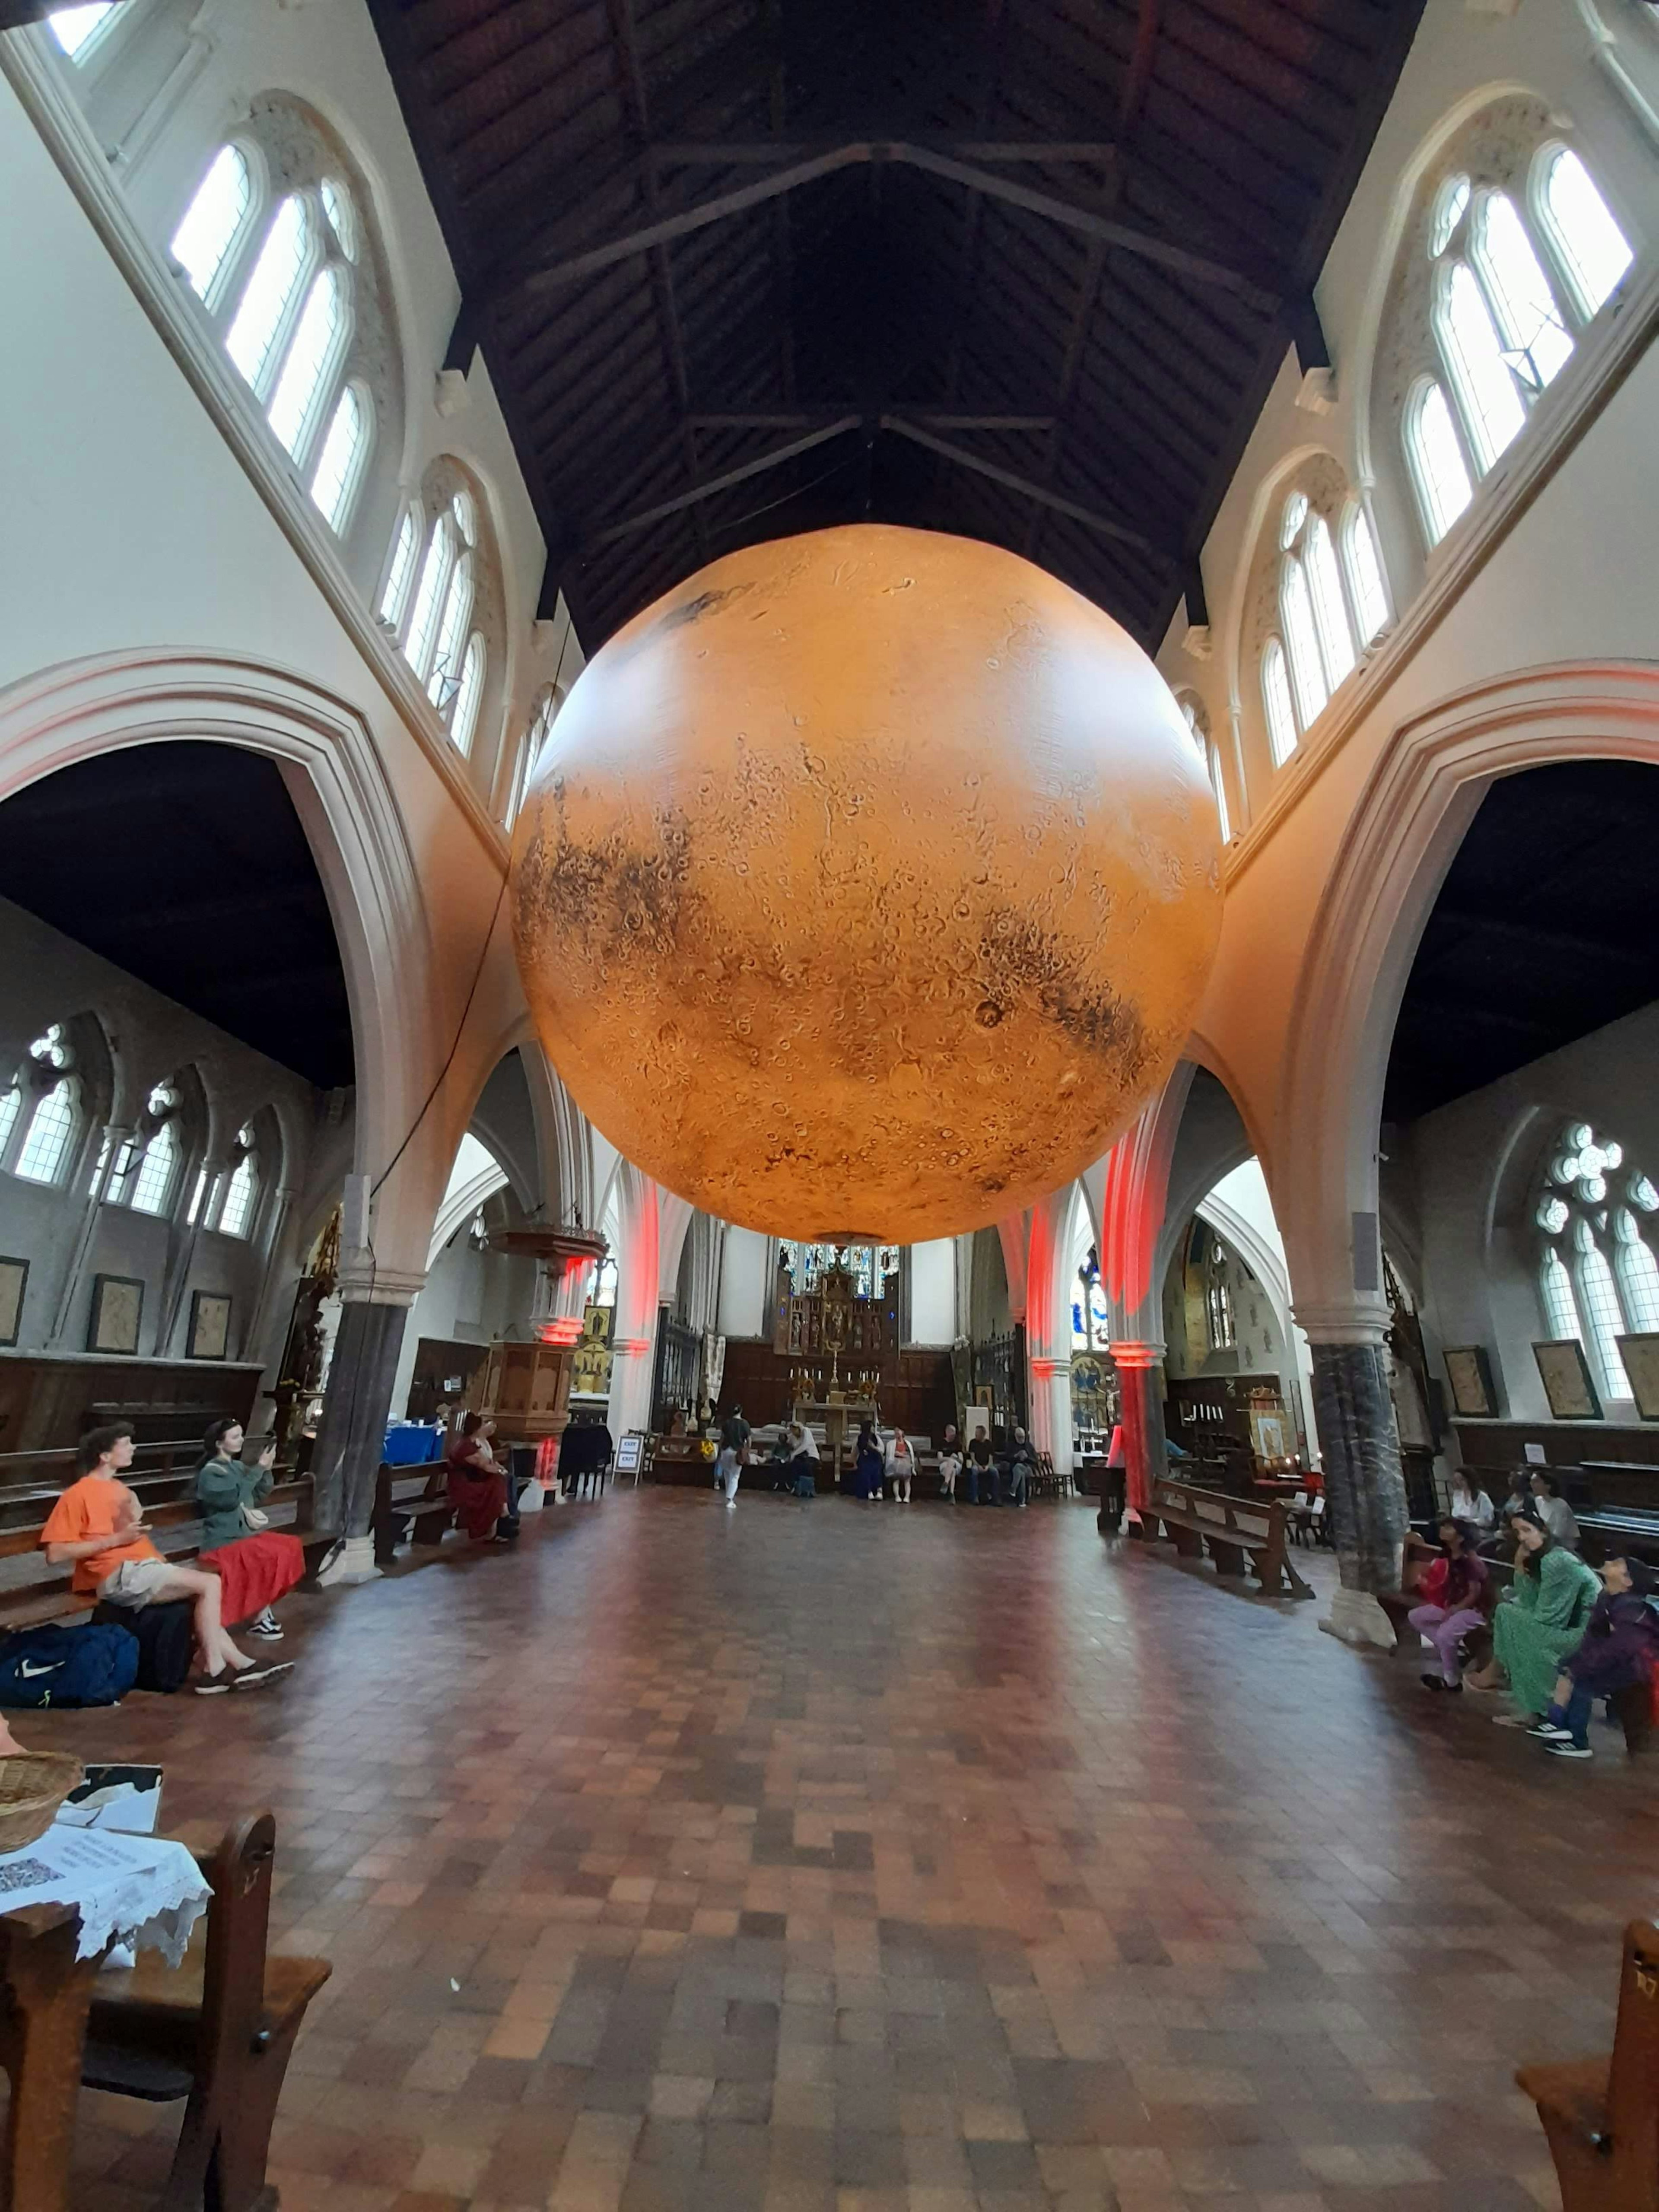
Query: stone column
1110 1341 1166 1517
1027 1356 1073 1479
607 1332 655 1440
1300 1316 1410 1649
310 1265 424 1584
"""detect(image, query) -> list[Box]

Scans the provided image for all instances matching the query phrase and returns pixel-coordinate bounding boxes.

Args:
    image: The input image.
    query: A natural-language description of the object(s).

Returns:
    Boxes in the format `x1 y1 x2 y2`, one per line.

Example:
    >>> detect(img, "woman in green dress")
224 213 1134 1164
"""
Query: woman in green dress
1478 1509 1600 1724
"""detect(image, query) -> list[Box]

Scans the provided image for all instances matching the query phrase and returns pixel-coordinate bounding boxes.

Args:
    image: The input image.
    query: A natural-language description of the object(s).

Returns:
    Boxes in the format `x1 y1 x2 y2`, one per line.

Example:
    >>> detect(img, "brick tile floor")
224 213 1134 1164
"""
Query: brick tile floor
12 1487 1659 2209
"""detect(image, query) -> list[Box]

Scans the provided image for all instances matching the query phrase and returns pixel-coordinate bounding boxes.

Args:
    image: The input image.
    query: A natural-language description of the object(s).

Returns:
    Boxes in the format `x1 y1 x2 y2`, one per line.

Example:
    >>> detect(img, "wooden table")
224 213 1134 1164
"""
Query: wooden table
0 1901 102 2212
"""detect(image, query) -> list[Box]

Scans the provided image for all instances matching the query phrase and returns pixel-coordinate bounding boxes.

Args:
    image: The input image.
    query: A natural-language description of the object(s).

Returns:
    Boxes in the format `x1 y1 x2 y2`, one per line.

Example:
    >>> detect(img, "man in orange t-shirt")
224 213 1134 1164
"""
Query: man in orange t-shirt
41 1424 288 1694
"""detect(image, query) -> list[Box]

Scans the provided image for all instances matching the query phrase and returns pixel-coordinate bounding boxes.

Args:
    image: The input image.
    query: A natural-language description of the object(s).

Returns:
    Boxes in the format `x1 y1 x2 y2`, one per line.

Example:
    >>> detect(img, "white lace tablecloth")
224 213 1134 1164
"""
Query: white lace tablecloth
0 1824 211 1963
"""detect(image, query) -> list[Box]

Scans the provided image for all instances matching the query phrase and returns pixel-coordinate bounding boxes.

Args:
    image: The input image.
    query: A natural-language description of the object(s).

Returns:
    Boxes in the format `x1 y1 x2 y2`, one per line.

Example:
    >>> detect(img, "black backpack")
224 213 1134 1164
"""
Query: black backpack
91 1599 195 1693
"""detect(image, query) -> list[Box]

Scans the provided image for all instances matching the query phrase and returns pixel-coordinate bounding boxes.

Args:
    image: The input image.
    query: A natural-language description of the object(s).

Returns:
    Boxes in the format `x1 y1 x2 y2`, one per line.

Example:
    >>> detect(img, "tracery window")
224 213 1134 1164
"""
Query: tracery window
1403 151 1632 547
381 476 496 754
216 1125 259 1239
1205 1245 1236 1352
509 687 559 826
1071 1249 1110 1351
168 118 383 537
1258 489 1387 760
781 1242 899 1299
1178 694 1230 842
3 1027 80 1188
1534 1121 1659 1401
127 1084 182 1217
46 4 120 61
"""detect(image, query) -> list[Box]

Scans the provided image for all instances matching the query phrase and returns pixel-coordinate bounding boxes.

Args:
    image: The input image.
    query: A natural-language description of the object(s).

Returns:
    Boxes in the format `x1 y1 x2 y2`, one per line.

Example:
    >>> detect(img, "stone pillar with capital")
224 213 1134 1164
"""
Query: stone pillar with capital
1296 1300 1410 1649
310 1261 426 1584
1027 1356 1074 1479
1109 1340 1166 1516
608 1333 655 1440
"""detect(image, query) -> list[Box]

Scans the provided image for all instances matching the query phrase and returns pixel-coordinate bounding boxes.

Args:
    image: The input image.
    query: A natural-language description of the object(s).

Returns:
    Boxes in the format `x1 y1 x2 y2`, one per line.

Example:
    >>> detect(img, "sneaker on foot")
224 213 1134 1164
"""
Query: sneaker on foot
234 1661 295 1690
1545 1740 1593 1758
194 1672 233 1696
248 1611 283 1641
1528 1720 1572 1740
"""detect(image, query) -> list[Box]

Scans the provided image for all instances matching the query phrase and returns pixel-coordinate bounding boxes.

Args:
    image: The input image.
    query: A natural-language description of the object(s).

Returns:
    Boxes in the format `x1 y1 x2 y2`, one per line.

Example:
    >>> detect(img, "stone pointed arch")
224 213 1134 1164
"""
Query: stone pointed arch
1278 662 1659 1339
0 649 439 1272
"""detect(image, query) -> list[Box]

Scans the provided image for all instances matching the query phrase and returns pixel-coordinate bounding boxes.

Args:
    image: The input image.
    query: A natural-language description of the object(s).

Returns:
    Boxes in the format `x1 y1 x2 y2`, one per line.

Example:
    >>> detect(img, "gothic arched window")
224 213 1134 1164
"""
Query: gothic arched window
1534 1121 1659 1401
382 471 500 755
1177 694 1230 843
127 1083 183 1217
3 1026 80 1188
167 108 393 539
1402 149 1632 547
215 1125 260 1239
1258 487 1386 760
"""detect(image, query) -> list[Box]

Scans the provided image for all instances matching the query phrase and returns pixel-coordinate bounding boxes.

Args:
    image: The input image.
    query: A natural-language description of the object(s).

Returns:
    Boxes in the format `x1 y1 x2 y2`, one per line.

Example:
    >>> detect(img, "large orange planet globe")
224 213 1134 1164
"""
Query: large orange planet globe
512 524 1222 1243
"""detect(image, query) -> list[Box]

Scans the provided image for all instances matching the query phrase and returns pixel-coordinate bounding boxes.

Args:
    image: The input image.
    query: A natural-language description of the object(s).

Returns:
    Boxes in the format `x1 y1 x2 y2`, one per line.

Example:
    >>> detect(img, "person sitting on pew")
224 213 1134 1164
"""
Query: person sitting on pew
195 1421 305 1643
1007 1426 1039 1508
1529 1551 1659 1761
886 1427 917 1503
1469 1507 1600 1724
1446 1470 1495 1532
41 1423 288 1694
1408 1517 1489 1693
966 1429 995 1506
937 1424 963 1503
445 1413 513 1541
1529 1470 1580 1550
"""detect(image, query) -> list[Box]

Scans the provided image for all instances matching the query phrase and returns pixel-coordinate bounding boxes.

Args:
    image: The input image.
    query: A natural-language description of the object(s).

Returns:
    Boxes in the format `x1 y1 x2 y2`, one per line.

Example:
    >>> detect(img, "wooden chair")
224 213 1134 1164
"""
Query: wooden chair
1516 1919 1659 2211
82 1812 331 2212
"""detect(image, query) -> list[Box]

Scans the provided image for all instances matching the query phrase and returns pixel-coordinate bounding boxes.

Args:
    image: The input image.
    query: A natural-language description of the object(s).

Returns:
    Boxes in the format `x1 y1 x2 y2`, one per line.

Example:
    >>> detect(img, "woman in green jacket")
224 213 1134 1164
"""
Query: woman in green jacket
1478 1508 1600 1723
196 1419 304 1642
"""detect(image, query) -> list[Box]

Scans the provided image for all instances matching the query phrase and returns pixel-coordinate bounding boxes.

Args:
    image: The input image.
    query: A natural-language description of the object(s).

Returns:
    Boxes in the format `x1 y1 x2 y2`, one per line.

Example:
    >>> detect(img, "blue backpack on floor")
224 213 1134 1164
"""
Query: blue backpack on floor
0 1622 140 1708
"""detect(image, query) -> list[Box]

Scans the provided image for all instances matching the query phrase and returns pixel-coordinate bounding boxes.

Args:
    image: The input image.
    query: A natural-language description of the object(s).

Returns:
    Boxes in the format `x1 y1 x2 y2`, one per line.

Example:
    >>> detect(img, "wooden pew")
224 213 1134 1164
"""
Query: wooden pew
0 1901 101 2212
1144 1475 1315 1599
82 1812 331 2212
1516 1919 1659 2211
372 1461 455 1564
0 1477 325 1634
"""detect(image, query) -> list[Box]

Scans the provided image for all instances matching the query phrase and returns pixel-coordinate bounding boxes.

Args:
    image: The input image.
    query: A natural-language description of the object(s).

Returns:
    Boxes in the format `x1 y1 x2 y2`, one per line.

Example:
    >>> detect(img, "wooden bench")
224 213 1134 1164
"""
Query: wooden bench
1516 1918 1659 2211
372 1462 455 1564
1144 1476 1314 1599
83 1812 332 2212
0 1475 325 1634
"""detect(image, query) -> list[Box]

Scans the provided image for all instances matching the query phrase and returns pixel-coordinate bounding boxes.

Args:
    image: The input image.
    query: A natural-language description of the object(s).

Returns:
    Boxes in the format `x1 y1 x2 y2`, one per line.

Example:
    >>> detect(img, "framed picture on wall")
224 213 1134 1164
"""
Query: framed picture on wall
0 1256 27 1349
1615 1334 1659 1422
88 1274 143 1357
1532 1338 1602 1422
1444 1345 1499 1421
187 1290 232 1362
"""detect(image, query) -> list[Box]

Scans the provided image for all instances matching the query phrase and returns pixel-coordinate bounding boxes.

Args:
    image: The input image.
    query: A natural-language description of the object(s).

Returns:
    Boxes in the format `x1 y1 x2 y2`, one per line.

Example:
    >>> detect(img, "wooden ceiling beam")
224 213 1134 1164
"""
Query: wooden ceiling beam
688 410 1054 431
582 416 863 548
492 139 1275 308
879 417 1161 553
652 141 1119 166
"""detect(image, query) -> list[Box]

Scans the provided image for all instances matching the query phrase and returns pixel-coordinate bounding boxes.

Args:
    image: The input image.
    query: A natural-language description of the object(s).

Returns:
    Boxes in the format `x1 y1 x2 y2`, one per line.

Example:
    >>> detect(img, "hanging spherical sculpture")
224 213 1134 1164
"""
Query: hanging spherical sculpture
512 524 1223 1244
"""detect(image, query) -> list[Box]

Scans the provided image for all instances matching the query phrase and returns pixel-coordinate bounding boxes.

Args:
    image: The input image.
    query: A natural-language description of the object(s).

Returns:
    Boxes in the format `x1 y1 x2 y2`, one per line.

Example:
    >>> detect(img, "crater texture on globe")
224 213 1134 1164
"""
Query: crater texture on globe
512 524 1223 1244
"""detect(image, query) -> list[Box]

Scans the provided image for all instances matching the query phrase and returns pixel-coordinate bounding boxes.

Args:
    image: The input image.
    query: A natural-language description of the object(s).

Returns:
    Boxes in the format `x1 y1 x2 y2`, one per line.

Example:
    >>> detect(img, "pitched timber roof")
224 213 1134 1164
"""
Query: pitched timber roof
369 0 1427 649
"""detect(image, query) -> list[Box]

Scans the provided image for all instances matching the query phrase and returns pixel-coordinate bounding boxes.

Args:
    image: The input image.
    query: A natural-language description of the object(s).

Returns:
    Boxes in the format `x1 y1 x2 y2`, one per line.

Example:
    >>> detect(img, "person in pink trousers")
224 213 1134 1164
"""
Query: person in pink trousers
1408 1517 1490 1692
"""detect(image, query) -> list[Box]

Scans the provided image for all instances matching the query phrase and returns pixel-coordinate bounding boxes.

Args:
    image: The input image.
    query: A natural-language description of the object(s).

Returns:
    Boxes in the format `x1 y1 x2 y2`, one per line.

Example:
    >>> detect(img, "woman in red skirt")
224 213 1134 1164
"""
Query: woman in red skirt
196 1420 306 1641
446 1413 512 1541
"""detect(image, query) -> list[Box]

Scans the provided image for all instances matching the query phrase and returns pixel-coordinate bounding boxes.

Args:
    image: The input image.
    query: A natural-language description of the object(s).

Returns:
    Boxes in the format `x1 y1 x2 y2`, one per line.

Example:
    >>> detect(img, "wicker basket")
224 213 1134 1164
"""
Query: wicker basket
0 1752 83 1853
